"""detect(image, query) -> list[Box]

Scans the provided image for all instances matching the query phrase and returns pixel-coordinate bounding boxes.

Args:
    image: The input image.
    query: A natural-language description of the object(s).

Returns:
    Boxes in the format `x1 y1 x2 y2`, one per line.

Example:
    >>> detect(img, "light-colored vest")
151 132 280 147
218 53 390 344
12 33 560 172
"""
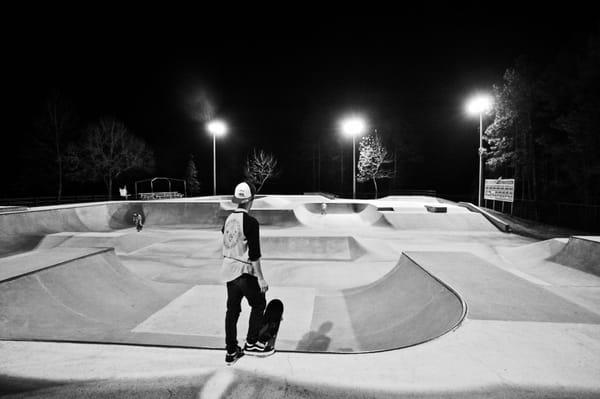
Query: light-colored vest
221 211 254 282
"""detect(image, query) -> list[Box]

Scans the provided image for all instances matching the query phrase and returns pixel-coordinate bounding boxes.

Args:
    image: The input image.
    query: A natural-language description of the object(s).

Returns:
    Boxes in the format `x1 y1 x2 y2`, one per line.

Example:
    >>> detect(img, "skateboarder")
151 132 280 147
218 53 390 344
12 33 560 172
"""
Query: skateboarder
222 181 274 365
132 212 143 232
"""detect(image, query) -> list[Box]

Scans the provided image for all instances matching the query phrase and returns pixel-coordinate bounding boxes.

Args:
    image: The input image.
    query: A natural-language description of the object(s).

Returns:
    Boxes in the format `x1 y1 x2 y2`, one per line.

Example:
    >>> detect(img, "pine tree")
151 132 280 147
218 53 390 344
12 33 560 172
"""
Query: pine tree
185 154 201 196
484 59 538 201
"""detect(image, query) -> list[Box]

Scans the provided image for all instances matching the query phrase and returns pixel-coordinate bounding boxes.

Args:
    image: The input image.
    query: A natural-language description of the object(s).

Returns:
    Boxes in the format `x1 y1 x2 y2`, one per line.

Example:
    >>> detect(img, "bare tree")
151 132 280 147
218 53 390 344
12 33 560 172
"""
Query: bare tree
357 133 395 198
244 149 281 193
66 117 155 199
35 90 76 200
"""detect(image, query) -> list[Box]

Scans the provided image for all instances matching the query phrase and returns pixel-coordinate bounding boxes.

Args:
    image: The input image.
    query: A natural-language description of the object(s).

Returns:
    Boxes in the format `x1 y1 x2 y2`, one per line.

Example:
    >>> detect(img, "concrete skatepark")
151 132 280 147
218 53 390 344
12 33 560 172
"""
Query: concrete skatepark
1 195 599 398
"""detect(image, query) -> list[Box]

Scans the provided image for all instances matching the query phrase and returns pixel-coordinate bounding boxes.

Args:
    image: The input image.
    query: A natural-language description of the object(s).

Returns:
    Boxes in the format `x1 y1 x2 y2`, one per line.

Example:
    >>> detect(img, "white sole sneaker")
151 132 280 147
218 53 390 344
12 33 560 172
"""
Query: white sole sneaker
244 343 275 357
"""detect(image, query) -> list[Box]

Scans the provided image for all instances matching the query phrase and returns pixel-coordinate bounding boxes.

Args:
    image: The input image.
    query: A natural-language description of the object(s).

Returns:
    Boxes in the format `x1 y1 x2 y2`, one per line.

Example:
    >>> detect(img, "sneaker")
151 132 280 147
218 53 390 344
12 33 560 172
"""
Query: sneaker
243 341 275 357
225 346 244 365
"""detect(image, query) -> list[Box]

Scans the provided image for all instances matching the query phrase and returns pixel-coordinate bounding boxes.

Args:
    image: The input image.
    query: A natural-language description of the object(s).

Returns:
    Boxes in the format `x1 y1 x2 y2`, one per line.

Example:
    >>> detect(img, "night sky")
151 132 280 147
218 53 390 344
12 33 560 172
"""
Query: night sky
4 6 599 198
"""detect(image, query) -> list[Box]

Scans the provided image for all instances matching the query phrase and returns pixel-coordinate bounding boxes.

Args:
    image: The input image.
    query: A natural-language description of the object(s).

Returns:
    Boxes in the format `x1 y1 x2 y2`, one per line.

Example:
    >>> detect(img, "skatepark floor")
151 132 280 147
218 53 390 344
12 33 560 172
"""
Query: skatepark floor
1 196 599 398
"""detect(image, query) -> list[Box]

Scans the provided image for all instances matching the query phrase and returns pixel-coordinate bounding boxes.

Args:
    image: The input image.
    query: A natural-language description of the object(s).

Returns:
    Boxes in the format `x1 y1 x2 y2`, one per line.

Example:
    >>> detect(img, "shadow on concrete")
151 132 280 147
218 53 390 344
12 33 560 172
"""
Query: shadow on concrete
10 368 599 399
295 322 333 351
0 374 69 395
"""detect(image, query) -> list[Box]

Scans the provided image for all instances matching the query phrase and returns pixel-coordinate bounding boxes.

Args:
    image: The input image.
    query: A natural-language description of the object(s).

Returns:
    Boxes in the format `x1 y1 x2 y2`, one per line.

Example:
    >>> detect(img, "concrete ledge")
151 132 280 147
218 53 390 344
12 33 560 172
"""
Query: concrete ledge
424 205 447 213
458 202 511 232
0 206 29 214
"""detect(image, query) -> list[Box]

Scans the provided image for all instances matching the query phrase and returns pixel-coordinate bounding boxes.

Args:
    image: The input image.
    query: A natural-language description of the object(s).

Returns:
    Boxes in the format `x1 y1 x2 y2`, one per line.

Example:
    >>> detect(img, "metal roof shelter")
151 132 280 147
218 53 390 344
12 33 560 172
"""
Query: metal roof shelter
135 177 187 198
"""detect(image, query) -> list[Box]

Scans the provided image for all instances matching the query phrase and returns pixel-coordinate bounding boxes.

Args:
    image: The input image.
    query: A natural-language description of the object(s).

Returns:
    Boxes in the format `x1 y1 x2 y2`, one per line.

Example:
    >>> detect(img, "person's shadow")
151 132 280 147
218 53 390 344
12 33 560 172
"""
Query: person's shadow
296 322 333 351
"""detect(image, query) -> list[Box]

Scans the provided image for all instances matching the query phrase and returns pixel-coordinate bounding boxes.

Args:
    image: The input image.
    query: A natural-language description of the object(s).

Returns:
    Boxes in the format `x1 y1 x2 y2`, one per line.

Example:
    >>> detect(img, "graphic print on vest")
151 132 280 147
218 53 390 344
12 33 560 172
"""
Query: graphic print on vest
224 218 242 249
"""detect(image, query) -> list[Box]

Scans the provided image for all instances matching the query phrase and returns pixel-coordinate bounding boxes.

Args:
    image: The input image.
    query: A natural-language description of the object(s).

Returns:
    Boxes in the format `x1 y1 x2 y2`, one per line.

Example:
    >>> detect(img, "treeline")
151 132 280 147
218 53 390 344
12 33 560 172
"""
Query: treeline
485 32 600 206
14 92 156 200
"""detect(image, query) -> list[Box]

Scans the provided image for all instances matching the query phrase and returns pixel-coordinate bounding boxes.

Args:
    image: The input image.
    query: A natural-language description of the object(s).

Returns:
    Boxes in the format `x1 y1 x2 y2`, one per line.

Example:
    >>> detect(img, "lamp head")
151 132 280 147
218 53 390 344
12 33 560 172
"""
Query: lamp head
207 119 227 136
466 95 493 115
340 116 367 136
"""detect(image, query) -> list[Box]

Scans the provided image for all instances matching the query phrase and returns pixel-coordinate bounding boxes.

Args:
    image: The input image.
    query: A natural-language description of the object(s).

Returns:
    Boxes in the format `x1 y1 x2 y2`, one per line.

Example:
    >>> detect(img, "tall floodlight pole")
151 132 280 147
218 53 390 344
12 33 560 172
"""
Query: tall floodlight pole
479 111 483 207
466 95 493 207
340 116 367 199
206 120 227 196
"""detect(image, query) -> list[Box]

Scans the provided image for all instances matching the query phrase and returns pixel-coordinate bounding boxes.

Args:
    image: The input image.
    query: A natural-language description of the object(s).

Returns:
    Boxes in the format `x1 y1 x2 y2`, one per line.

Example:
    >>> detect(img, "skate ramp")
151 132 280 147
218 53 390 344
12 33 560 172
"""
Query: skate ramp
0 248 465 353
294 203 387 228
0 203 134 236
497 238 568 264
0 202 224 238
497 236 600 277
127 253 466 352
218 201 300 227
0 235 42 258
237 209 300 227
142 202 222 226
0 248 189 343
549 236 600 276
298 253 466 352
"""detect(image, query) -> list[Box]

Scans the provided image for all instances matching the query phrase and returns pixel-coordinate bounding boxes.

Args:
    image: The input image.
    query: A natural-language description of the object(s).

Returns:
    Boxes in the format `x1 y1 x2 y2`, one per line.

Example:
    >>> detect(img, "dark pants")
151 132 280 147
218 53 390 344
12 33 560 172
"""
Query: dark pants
225 274 266 352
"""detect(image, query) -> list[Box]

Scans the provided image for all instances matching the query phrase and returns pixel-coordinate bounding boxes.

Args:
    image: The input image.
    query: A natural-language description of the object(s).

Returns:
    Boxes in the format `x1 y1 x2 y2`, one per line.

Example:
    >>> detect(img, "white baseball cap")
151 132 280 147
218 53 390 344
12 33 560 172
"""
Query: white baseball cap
232 182 256 204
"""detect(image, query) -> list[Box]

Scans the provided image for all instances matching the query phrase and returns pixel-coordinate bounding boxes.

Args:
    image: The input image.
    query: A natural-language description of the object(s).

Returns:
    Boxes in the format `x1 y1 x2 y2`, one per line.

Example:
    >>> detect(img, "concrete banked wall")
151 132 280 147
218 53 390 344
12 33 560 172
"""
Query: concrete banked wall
0 249 172 343
0 202 225 236
549 236 600 276
0 203 134 235
0 249 466 352
293 203 386 227
303 253 466 352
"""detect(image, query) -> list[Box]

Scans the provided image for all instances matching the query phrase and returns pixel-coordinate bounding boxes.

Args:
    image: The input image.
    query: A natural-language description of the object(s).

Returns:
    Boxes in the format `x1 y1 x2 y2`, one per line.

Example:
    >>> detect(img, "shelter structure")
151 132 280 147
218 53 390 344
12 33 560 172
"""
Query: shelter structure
134 177 186 200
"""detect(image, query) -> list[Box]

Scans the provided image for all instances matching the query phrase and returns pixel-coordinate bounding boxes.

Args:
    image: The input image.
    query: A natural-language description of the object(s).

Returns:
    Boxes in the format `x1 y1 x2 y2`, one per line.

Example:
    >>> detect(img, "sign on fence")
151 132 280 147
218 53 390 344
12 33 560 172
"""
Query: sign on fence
484 178 515 202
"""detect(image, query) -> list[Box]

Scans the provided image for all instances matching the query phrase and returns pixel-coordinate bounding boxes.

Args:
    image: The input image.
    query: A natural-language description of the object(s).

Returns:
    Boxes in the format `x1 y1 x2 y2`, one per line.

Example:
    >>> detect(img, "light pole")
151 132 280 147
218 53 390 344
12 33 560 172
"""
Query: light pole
340 116 367 199
466 95 493 207
206 119 227 196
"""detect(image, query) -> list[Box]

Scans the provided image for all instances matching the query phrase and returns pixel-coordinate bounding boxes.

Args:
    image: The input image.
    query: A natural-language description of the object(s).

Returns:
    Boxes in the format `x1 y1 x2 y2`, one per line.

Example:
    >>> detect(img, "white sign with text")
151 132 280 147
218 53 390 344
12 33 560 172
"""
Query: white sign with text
484 178 515 202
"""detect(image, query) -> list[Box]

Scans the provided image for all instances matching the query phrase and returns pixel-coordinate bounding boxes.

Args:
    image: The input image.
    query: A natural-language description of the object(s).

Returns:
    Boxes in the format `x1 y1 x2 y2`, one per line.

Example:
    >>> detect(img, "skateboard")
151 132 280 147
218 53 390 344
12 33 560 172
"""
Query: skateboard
259 299 284 350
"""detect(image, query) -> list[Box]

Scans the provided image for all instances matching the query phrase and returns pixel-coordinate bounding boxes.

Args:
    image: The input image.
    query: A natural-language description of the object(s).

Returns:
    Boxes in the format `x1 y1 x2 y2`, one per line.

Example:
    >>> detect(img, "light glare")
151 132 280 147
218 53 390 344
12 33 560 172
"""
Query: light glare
207 120 227 136
466 95 493 115
340 116 367 136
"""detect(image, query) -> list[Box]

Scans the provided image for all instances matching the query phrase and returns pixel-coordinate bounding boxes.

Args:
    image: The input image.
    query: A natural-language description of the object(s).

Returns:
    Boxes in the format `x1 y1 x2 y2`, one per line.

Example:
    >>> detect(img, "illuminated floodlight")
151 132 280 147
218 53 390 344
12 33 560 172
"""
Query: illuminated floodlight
207 120 227 136
339 114 367 199
465 93 493 208
206 119 227 196
466 95 493 115
340 116 367 136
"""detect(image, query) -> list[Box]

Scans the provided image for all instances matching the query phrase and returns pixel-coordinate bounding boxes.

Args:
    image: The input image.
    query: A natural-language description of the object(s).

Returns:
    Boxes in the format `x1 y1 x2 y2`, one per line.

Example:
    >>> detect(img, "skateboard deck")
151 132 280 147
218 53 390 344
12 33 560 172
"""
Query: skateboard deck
259 299 283 349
